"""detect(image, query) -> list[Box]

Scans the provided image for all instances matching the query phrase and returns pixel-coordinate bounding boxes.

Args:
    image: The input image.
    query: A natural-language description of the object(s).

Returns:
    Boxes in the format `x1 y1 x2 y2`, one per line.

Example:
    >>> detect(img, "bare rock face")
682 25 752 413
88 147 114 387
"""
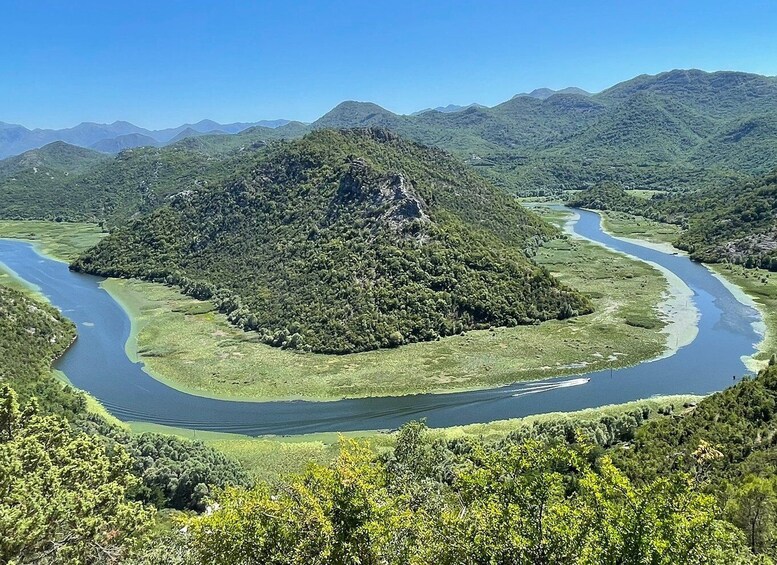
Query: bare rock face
332 157 430 239
720 230 777 261
376 173 430 230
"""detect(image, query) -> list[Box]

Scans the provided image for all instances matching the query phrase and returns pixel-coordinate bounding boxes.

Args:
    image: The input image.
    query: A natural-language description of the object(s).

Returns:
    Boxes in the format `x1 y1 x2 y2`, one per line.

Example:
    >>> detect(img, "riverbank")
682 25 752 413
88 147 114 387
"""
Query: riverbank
561 209 699 360
591 211 774 371
0 221 104 294
128 394 700 480
101 224 672 402
708 264 774 372
0 220 104 262
0 215 679 403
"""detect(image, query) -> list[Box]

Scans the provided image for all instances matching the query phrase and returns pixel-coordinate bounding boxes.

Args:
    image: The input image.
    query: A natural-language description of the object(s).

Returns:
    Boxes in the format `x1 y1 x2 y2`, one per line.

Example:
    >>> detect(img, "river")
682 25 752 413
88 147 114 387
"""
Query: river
0 209 762 435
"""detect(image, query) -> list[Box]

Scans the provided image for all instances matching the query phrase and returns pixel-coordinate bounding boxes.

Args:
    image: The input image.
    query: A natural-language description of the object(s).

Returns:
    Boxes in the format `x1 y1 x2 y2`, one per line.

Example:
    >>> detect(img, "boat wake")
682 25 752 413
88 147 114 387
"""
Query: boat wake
511 378 590 397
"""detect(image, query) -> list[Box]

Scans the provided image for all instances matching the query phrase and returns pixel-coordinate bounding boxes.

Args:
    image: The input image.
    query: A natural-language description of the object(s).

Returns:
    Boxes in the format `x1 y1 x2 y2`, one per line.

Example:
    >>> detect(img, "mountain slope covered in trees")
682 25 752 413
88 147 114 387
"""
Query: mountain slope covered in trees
0 123 310 224
3 69 776 213
0 144 248 224
72 128 590 353
307 70 777 195
569 171 777 269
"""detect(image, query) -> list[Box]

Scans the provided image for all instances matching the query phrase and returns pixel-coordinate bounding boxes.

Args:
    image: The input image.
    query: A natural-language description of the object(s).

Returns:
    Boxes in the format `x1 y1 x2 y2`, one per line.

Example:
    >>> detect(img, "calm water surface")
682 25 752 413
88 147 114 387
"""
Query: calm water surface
0 209 761 435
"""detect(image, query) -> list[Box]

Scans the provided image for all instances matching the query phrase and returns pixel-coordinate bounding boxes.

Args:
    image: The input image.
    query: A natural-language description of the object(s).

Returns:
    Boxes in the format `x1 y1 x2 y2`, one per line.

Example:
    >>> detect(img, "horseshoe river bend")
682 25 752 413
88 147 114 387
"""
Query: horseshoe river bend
0 208 763 435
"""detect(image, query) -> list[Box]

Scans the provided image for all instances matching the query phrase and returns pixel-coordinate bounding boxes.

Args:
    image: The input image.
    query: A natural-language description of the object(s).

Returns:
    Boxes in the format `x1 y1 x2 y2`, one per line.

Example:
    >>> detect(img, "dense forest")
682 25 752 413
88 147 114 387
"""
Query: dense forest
72 128 590 353
0 143 247 225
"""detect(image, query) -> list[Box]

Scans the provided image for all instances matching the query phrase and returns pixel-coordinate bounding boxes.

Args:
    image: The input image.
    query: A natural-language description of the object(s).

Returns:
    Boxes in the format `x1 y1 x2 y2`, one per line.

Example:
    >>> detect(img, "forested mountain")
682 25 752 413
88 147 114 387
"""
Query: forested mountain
0 144 228 223
72 128 590 353
90 132 161 153
0 141 108 178
5 69 776 196
569 171 777 269
0 122 309 224
311 101 408 130
411 102 486 115
597 69 777 117
300 70 777 195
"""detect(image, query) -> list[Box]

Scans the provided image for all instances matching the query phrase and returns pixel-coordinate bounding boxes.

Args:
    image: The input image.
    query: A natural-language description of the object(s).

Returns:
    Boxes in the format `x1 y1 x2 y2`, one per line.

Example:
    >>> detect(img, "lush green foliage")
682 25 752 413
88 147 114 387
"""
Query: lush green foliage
176 431 752 564
158 366 777 563
672 171 777 268
615 363 777 482
611 363 777 557
0 285 84 419
569 171 777 269
73 129 590 353
89 424 255 511
0 385 154 564
311 70 777 196
0 284 252 513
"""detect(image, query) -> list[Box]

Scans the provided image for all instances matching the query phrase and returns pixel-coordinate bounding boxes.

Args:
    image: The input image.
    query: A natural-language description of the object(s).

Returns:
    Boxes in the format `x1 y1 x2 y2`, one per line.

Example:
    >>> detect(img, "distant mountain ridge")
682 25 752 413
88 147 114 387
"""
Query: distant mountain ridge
0 118 293 158
3 69 777 198
411 103 486 115
512 87 592 99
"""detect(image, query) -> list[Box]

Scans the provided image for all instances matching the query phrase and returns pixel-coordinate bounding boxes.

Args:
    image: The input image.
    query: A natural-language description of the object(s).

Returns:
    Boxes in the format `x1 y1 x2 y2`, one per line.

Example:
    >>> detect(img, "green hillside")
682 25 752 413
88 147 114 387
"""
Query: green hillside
0 280 253 508
3 70 777 222
569 171 777 269
306 70 777 196
0 144 253 224
598 69 777 118
690 113 777 174
674 171 777 266
0 141 107 178
73 128 590 353
0 126 310 224
0 284 82 418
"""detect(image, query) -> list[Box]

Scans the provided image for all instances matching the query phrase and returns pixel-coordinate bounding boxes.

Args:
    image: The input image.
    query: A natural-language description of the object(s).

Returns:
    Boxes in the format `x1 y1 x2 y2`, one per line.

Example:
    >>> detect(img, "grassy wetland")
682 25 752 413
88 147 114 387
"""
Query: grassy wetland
0 212 682 402
102 224 675 401
598 210 682 248
0 220 104 261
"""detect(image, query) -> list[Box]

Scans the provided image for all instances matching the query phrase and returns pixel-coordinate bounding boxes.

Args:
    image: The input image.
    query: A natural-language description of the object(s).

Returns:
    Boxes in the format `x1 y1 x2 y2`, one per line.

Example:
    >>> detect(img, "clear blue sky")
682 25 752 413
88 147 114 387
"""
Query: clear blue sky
3 0 777 129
